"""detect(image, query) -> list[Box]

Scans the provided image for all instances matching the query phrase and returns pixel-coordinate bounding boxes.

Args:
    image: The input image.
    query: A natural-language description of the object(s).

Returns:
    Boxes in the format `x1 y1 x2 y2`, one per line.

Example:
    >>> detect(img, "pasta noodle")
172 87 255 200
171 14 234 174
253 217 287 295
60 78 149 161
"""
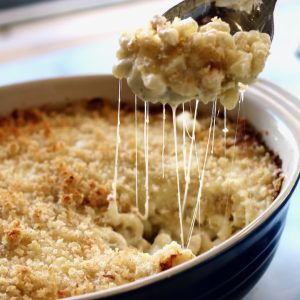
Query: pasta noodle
112 16 271 109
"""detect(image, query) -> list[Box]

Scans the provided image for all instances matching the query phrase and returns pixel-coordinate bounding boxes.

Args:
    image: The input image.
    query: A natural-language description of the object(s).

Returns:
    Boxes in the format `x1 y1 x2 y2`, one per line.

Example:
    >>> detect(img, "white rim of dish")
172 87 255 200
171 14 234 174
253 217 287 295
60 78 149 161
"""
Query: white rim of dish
1 76 299 300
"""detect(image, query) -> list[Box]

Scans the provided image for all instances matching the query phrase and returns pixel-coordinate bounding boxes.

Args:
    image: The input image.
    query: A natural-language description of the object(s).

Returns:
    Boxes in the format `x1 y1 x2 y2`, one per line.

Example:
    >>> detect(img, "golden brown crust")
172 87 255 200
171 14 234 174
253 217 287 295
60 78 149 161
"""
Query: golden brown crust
0 100 282 299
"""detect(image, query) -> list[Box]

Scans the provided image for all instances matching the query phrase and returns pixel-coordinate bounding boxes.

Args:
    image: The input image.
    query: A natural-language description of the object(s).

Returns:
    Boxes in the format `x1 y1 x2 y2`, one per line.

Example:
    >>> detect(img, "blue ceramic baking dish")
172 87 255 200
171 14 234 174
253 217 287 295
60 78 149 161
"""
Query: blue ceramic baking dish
0 76 299 300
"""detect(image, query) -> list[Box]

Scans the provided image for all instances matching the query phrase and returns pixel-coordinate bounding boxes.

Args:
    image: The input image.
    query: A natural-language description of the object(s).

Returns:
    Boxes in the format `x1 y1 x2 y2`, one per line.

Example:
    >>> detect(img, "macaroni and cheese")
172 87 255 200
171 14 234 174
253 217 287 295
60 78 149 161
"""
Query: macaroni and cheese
0 100 282 299
113 16 271 109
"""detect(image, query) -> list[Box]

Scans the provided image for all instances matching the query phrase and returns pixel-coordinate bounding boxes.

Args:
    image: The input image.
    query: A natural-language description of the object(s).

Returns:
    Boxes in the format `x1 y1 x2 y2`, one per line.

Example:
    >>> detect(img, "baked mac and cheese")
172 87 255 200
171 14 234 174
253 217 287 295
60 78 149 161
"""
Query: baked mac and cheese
0 100 282 299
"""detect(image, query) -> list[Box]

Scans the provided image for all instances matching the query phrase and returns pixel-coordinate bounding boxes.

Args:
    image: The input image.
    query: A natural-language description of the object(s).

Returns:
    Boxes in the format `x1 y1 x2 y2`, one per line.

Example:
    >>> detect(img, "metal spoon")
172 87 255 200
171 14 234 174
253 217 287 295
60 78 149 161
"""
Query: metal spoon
163 0 277 39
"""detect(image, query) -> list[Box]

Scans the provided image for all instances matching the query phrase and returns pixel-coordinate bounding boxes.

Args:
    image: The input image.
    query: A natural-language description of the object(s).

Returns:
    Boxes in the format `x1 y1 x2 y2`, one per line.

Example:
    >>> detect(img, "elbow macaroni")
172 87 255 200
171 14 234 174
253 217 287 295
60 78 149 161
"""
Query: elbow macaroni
113 16 271 109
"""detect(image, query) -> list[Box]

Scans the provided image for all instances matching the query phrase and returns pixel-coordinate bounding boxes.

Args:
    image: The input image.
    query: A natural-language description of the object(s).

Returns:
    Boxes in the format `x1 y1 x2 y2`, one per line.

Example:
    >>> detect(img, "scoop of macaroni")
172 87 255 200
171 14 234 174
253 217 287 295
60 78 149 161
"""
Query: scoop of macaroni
112 16 271 109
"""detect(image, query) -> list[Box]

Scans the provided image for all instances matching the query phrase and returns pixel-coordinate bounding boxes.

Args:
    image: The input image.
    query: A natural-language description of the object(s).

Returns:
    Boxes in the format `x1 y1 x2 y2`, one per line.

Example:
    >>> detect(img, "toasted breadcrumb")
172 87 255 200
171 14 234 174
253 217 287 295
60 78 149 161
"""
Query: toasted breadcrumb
0 100 282 299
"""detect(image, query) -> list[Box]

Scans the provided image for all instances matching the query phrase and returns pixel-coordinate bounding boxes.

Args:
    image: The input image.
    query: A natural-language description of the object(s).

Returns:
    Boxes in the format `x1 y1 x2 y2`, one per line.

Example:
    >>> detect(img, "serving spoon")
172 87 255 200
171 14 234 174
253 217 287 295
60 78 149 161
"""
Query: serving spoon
163 0 277 39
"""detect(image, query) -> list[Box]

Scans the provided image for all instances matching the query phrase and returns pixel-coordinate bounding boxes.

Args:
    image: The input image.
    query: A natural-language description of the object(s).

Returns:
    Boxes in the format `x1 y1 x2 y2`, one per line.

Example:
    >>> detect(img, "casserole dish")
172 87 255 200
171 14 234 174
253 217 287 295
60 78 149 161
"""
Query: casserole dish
0 75 299 300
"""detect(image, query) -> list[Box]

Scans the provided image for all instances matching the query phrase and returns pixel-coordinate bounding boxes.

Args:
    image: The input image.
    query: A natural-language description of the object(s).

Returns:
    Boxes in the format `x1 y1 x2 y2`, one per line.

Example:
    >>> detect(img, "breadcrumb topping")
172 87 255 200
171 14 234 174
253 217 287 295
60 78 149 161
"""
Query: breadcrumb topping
113 16 271 108
0 100 282 299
